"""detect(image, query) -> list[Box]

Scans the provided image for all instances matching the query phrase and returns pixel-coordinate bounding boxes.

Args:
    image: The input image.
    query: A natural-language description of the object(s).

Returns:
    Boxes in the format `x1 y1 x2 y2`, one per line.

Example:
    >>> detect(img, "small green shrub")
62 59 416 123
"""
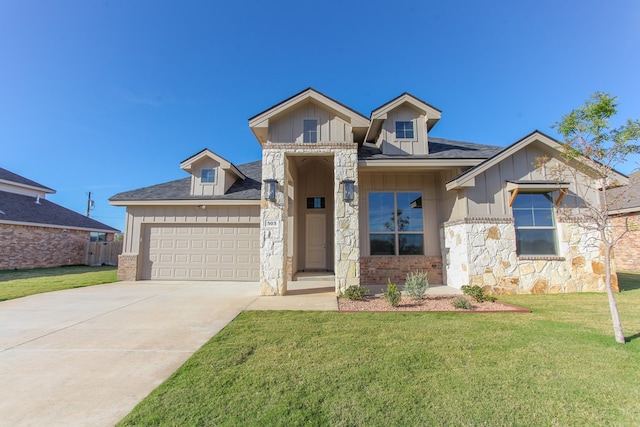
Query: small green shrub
451 296 472 310
461 285 497 303
383 279 402 307
404 271 429 300
341 285 369 301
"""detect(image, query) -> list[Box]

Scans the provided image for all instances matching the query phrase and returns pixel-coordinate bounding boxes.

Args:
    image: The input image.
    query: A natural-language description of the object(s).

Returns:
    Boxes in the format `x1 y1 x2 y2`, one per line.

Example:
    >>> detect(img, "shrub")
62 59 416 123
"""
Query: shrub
341 285 369 301
451 296 472 310
404 271 429 300
383 279 402 307
461 285 497 303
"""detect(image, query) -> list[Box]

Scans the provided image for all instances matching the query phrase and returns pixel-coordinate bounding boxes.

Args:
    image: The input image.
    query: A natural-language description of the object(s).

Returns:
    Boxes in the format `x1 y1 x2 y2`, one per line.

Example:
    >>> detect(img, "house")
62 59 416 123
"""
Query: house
110 88 626 295
609 171 640 272
0 167 120 270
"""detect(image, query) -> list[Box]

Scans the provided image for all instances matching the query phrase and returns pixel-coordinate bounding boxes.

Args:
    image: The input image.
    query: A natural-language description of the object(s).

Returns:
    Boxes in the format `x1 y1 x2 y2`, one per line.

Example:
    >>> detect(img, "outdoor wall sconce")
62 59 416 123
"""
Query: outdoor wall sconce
342 179 355 202
263 179 277 201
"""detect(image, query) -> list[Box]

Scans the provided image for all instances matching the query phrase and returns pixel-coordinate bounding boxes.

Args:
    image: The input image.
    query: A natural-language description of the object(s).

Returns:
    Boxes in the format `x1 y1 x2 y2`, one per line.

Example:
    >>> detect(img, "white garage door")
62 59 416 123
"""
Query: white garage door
142 225 260 281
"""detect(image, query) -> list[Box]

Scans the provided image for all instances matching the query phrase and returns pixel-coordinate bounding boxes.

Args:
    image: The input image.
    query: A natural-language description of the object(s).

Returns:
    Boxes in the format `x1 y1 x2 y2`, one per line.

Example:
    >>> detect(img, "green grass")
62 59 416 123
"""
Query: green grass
119 272 640 426
0 265 118 301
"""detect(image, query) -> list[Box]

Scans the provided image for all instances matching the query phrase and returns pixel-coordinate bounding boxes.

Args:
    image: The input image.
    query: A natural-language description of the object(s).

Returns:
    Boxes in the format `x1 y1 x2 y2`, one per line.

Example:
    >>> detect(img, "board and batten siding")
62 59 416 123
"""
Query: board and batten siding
464 144 601 217
268 103 353 143
358 171 440 256
377 106 428 156
121 205 260 254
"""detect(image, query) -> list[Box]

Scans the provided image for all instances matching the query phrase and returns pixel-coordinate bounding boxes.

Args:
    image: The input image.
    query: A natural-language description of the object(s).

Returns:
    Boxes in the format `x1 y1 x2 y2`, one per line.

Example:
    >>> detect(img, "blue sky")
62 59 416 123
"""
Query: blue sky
2 0 639 232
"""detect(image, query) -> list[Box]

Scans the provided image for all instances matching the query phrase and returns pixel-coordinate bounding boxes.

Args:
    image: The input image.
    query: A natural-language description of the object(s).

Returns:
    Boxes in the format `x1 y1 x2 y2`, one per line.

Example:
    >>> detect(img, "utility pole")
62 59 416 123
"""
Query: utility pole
86 192 94 217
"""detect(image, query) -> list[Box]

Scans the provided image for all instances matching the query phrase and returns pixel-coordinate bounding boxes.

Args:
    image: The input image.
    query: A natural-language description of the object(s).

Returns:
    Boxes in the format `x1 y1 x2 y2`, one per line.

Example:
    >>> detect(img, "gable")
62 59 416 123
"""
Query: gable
248 88 369 145
180 149 246 197
446 131 628 191
365 93 441 147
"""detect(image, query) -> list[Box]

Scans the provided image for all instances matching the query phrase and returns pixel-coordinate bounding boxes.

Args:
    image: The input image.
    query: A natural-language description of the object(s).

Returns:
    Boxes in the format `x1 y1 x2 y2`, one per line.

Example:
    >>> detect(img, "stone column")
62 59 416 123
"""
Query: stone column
334 148 360 294
260 149 288 295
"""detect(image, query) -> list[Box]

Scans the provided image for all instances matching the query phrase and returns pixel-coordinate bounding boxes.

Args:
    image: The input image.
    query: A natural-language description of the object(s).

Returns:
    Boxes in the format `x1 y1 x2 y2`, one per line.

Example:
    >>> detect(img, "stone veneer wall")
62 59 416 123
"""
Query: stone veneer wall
260 144 360 295
360 256 443 288
333 148 360 293
260 149 288 295
117 254 138 281
0 224 89 270
611 214 640 272
442 218 616 294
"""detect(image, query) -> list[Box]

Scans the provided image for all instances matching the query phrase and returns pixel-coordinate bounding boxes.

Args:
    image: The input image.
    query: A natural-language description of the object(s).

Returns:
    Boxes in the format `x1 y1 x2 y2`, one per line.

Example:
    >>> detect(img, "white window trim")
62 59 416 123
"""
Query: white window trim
394 120 416 141
201 168 216 184
303 119 318 143
512 191 558 256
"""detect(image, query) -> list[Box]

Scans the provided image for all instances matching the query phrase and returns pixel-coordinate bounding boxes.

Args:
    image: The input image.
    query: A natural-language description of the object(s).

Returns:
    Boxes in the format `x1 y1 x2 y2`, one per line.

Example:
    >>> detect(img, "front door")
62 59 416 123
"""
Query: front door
305 214 326 270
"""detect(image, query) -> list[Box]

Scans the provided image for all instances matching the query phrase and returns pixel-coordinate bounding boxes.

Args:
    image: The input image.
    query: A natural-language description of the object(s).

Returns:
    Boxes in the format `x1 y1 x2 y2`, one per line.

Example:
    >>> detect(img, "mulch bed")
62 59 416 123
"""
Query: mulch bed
338 295 530 313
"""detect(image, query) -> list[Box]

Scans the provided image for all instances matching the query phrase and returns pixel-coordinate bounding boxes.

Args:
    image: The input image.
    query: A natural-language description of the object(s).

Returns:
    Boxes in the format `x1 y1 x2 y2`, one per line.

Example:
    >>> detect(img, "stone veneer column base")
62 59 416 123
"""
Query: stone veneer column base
117 254 138 281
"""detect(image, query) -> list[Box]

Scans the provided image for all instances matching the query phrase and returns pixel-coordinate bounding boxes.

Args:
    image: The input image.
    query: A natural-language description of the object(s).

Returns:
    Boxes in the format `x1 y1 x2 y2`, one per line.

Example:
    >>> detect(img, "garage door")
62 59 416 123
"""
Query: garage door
142 225 260 280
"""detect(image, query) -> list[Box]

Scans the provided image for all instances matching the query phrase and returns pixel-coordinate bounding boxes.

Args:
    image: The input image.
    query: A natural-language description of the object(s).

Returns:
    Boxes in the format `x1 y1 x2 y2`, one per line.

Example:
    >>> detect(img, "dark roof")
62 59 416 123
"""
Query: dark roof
0 191 119 232
0 167 54 193
359 137 502 160
109 161 262 201
610 171 640 211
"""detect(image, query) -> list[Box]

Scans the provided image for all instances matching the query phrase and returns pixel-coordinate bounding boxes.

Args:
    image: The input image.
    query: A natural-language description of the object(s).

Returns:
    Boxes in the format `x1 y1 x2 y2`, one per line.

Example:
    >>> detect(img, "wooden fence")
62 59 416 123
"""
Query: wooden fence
85 241 123 266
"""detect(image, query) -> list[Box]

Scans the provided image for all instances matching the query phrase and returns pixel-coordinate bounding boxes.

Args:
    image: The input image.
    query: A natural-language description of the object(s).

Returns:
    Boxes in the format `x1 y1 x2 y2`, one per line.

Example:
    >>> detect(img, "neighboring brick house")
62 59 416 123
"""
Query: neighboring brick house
610 172 640 272
0 167 119 270
111 88 628 295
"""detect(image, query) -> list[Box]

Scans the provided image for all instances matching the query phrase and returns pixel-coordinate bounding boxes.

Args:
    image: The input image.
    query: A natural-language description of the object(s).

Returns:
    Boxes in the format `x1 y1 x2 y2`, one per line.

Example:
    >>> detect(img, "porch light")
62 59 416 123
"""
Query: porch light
263 179 277 201
342 179 355 202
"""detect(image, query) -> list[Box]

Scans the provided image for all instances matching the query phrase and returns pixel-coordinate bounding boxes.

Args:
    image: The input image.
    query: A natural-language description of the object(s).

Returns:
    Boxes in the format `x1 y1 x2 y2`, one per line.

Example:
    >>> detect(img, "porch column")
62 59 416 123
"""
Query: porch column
260 149 288 295
334 148 360 294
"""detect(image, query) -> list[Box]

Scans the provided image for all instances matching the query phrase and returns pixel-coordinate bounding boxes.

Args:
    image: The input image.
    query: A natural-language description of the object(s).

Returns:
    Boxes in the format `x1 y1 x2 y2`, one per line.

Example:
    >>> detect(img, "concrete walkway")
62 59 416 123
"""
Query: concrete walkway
0 281 259 427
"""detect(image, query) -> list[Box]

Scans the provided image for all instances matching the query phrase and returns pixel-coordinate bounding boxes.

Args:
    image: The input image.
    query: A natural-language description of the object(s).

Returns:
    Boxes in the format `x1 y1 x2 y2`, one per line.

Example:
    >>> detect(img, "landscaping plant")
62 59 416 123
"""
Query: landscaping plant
341 285 369 301
404 270 429 300
383 279 401 307
461 285 496 303
451 296 472 310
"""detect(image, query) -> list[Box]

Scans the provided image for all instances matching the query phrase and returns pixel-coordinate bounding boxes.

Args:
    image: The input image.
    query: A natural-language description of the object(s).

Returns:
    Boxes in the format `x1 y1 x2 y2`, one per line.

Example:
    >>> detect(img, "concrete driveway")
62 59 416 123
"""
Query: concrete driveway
0 281 259 427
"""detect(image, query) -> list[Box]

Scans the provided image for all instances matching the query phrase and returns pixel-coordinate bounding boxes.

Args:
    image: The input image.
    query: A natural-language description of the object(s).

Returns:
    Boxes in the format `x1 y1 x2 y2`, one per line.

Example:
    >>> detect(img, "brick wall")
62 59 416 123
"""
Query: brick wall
117 254 138 281
360 256 443 287
0 224 89 270
611 214 640 272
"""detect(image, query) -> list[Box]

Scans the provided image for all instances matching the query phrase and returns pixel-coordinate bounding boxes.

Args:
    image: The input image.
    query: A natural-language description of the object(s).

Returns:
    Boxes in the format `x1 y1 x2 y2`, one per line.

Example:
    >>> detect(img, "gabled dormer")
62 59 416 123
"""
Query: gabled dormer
180 149 246 197
248 88 370 146
364 93 441 156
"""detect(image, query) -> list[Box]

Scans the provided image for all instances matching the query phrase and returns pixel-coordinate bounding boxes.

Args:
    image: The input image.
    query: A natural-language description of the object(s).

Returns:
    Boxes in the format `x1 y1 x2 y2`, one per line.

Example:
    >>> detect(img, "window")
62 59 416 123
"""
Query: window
306 197 325 209
303 119 318 143
395 121 414 139
368 192 423 255
512 192 557 255
90 232 107 242
201 168 216 183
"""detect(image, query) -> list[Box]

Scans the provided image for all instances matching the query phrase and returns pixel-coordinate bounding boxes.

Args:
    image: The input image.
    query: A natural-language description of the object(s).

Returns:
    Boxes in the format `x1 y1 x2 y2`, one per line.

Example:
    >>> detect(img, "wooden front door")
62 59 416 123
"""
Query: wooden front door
305 214 327 270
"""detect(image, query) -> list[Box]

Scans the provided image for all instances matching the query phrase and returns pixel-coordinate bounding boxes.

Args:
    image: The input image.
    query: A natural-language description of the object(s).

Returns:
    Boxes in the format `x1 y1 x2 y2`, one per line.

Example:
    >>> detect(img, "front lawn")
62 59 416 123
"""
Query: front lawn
119 272 640 426
0 265 118 301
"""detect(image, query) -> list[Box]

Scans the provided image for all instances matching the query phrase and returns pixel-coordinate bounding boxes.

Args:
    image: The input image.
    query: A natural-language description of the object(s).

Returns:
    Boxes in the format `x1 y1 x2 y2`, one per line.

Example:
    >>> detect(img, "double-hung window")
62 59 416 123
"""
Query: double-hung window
512 192 557 255
303 119 318 143
201 168 216 183
368 192 424 255
395 121 414 139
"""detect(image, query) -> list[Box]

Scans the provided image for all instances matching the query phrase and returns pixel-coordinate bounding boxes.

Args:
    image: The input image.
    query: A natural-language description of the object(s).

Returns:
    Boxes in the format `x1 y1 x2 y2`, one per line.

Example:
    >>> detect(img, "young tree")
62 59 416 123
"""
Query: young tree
551 92 640 344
